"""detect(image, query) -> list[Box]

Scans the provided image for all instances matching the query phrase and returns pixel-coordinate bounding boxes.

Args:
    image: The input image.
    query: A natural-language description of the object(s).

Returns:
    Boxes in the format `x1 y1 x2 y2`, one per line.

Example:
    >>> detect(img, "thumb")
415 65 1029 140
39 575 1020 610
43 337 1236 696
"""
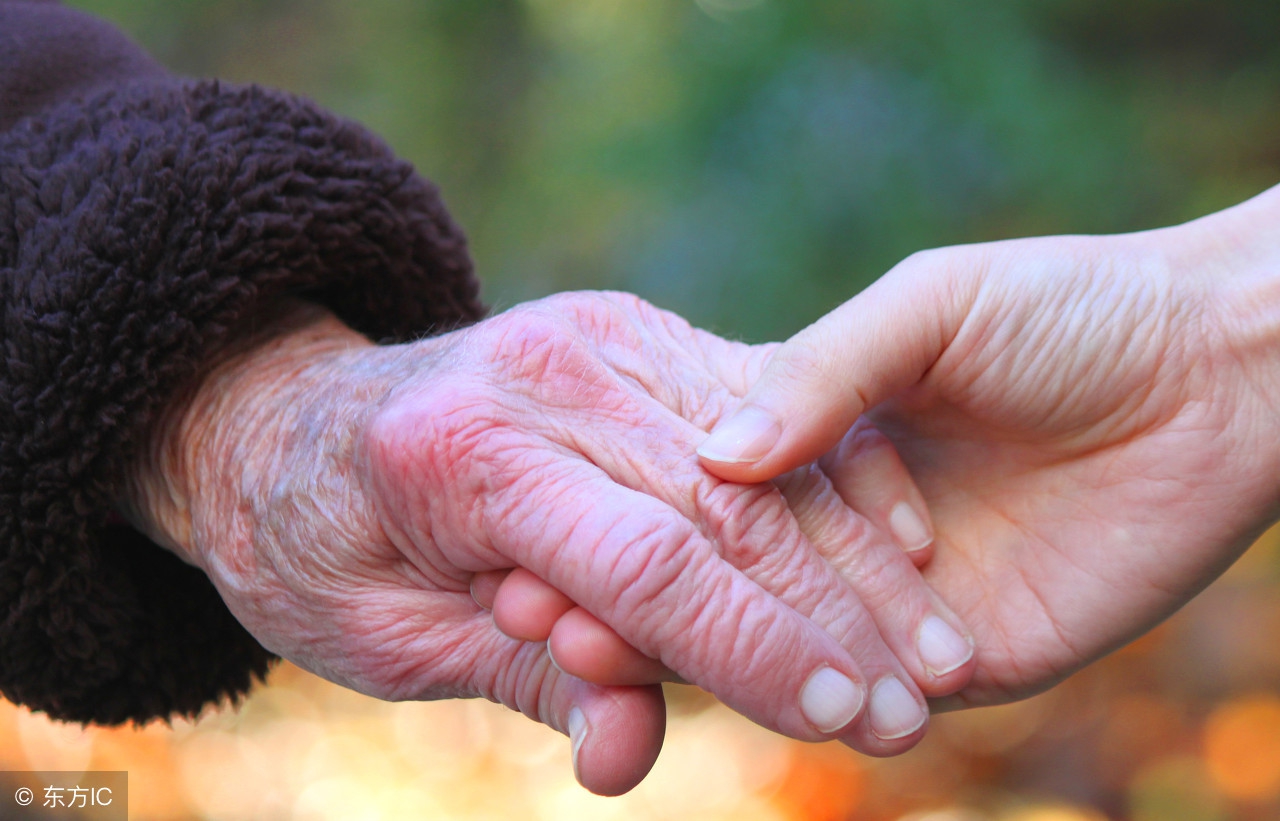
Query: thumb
697 251 970 483
551 680 668 796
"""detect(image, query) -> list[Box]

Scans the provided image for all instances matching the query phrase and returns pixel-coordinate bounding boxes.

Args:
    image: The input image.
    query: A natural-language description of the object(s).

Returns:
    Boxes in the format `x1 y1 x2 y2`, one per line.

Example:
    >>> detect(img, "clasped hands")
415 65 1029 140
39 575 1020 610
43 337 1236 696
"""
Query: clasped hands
125 185 1280 796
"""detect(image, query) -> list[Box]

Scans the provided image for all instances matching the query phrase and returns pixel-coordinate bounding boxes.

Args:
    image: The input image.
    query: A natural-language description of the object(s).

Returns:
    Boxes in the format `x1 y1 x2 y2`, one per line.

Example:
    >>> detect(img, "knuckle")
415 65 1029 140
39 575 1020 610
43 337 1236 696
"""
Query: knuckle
741 341 781 387
697 478 796 567
543 291 676 361
895 246 981 306
359 381 492 489
770 335 839 394
694 477 849 610
484 305 584 374
597 290 653 315
549 289 649 331
897 247 947 274
671 377 732 430
790 476 878 556
539 289 610 316
478 307 619 406
832 539 916 614
895 246 975 284
356 376 518 559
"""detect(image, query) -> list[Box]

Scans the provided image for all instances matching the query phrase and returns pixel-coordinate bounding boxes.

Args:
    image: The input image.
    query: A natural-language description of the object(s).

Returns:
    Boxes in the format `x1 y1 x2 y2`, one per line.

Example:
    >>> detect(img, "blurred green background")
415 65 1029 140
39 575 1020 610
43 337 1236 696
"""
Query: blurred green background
66 0 1280 342
11 3 1280 820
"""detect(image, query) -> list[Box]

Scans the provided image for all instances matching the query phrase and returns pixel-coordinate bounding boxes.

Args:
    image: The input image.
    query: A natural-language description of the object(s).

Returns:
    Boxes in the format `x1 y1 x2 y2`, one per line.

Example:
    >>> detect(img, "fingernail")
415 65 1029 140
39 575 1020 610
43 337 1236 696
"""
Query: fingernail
869 676 927 740
546 641 564 674
917 615 973 677
697 406 781 464
568 707 588 781
469 576 490 610
888 502 933 553
800 666 865 734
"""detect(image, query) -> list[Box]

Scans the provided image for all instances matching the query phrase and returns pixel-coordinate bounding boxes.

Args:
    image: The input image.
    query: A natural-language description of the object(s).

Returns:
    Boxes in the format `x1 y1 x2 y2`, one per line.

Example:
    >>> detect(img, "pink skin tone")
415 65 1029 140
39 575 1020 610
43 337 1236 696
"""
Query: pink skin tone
124 292 974 796
487 185 1280 713
474 416 944 687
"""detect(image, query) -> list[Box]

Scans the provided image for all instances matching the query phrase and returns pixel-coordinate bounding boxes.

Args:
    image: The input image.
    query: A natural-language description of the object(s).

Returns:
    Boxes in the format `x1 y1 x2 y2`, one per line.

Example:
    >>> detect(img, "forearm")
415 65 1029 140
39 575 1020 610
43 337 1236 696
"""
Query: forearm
120 301 378 568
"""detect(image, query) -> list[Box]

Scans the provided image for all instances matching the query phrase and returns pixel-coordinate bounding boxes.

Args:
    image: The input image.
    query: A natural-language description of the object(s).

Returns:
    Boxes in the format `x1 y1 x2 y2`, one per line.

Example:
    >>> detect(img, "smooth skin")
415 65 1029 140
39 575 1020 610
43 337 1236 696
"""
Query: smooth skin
122 291 974 795
503 184 1280 711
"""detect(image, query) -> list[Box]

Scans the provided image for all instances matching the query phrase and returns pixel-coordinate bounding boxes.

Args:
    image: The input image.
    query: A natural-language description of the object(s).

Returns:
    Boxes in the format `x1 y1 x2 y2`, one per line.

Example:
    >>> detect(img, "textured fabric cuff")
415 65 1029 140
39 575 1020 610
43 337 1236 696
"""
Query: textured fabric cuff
0 79 484 724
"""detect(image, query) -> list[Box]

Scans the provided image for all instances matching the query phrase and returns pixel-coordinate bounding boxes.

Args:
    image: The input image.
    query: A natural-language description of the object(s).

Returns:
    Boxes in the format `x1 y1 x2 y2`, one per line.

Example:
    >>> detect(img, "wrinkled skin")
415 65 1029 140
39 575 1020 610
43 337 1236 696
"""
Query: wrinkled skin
125 291 975 795
518 186 1280 709
810 245 1270 704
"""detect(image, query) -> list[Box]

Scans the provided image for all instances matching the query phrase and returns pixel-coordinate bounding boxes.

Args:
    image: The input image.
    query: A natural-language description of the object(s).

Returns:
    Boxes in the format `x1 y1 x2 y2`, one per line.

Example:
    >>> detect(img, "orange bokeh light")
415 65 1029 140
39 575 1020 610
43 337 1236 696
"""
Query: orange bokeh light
1203 693 1280 801
770 743 865 821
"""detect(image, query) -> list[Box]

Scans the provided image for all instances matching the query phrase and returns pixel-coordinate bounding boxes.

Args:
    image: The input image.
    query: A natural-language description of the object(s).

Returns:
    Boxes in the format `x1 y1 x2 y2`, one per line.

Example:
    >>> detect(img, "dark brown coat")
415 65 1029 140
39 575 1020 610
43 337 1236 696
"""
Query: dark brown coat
0 0 484 724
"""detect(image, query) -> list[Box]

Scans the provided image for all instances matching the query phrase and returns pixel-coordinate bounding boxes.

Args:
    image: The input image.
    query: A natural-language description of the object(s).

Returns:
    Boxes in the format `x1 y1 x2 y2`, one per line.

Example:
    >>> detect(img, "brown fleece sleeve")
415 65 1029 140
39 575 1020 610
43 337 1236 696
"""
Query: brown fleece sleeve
0 4 485 724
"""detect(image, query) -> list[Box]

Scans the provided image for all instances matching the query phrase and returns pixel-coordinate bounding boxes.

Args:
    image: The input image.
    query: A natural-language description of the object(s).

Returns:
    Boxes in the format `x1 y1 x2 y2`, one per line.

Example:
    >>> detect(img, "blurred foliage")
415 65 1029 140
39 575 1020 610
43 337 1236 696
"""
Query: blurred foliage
65 0 1280 341
17 3 1280 819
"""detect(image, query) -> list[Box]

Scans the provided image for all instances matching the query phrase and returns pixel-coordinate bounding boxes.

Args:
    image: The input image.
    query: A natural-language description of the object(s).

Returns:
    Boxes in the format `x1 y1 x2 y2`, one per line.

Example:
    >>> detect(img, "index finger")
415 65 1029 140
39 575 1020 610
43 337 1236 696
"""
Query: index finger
486 458 872 743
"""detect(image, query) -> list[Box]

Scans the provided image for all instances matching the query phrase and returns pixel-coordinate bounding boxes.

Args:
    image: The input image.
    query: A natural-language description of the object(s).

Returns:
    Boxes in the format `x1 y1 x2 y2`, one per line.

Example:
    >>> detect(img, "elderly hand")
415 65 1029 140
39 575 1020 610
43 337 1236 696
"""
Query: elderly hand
124 291 975 794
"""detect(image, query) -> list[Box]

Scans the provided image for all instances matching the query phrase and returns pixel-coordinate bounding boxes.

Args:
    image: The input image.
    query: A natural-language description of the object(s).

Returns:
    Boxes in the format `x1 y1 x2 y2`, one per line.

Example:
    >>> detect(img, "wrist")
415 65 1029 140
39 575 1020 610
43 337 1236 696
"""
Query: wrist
121 300 376 566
